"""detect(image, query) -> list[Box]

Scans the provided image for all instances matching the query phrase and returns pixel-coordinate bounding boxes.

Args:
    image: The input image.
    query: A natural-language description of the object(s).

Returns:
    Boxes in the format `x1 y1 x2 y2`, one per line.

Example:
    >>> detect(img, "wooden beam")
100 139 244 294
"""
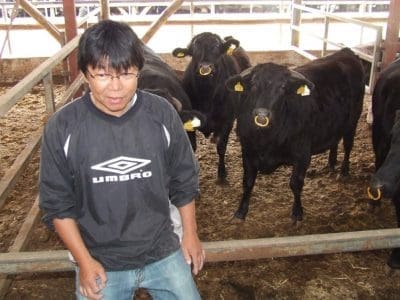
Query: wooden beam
1 228 400 274
0 130 42 210
141 0 185 44
382 0 400 68
0 196 41 297
0 35 79 117
0 73 85 210
18 0 63 44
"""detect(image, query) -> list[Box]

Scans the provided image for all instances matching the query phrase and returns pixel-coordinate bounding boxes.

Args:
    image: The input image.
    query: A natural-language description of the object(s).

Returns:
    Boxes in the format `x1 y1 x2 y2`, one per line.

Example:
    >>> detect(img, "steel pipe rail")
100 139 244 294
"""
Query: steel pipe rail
1 228 400 274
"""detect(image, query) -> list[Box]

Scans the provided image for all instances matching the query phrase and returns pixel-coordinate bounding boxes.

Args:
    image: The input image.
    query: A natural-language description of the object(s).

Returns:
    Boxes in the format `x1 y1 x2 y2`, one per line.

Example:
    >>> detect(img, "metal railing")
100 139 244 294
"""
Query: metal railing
291 1 383 92
0 0 390 24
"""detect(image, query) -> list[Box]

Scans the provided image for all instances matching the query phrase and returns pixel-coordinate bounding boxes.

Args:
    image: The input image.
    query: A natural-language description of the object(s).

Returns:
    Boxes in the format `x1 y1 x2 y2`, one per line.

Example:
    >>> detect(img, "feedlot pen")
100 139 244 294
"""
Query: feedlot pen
1 50 400 299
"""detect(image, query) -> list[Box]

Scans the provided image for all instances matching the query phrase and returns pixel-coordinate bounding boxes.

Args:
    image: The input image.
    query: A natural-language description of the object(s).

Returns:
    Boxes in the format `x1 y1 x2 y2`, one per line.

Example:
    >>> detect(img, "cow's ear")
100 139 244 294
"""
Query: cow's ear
222 38 239 55
295 83 312 96
226 75 246 93
172 47 190 58
288 71 315 97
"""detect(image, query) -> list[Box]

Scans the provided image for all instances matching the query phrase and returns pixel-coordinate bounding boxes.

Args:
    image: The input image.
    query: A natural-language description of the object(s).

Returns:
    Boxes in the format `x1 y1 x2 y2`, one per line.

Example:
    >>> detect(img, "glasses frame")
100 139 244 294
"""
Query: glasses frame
88 71 139 83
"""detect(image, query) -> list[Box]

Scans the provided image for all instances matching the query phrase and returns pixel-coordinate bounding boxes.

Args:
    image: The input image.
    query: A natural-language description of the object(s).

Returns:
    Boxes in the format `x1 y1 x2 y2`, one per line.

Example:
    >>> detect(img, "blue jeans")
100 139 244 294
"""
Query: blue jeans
75 249 201 300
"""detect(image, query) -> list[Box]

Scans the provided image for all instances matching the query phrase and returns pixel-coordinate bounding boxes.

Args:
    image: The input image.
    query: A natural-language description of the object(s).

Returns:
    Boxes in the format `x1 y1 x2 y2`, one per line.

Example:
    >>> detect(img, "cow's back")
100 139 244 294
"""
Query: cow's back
295 48 365 152
296 48 365 104
371 58 400 167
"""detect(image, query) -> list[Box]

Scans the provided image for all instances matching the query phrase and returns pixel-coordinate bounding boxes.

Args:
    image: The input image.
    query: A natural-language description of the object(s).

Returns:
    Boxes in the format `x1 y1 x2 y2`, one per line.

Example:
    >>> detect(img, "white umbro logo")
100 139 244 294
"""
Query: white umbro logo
91 156 151 175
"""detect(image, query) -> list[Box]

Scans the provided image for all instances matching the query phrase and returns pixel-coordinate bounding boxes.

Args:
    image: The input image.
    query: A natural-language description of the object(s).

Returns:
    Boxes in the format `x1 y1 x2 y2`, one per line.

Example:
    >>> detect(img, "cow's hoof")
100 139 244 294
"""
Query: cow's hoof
387 250 400 269
216 177 228 185
229 215 245 224
234 211 246 220
291 214 303 224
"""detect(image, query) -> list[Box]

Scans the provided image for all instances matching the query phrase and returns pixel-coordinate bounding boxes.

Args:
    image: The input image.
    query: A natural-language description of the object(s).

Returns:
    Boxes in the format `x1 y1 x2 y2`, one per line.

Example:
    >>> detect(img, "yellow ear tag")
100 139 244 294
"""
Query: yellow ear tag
296 85 310 96
184 120 194 132
176 52 185 58
227 45 235 56
234 82 244 92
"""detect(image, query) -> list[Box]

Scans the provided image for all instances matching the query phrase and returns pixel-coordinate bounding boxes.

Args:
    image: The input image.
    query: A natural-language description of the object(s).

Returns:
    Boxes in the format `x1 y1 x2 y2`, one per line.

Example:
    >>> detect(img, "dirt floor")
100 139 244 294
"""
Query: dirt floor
1 52 400 300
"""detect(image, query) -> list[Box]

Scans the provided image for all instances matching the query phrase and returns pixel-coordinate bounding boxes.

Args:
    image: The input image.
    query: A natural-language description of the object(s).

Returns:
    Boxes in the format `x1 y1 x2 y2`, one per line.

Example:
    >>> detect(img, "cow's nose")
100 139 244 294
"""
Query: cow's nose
198 63 214 76
368 176 390 199
253 108 271 127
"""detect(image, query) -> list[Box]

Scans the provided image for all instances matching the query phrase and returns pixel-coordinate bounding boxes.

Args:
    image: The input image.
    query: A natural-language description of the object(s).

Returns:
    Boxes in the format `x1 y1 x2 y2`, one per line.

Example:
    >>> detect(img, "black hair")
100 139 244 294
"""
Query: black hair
78 20 144 74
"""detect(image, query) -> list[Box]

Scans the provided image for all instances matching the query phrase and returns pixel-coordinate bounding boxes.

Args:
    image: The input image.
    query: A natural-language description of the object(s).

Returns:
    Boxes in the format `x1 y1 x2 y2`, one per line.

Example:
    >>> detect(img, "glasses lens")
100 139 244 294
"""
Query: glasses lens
120 73 137 80
91 73 138 82
96 74 112 82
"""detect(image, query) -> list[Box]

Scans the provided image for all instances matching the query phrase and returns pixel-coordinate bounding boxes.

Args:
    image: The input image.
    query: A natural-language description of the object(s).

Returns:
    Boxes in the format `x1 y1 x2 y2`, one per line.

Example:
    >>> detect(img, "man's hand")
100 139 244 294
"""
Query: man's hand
78 257 107 300
182 232 205 275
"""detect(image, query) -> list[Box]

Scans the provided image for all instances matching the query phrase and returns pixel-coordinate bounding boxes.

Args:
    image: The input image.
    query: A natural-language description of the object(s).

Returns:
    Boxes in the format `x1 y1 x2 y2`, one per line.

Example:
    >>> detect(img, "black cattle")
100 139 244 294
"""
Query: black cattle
226 48 365 221
172 32 251 183
139 43 205 151
367 58 400 269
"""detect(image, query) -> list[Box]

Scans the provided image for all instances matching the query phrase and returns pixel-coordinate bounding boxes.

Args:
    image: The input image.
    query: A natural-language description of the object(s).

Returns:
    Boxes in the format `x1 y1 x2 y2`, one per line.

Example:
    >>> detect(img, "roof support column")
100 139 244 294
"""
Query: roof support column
382 0 400 68
100 0 110 20
63 0 78 83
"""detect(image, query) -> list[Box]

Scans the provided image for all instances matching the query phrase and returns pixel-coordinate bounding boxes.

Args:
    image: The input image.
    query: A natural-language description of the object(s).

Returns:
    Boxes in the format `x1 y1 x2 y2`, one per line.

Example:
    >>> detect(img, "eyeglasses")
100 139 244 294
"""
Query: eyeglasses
88 72 139 83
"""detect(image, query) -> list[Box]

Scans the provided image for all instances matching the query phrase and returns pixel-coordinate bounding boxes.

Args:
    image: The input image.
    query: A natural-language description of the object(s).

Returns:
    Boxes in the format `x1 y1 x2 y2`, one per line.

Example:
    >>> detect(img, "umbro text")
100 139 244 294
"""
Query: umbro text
92 171 152 183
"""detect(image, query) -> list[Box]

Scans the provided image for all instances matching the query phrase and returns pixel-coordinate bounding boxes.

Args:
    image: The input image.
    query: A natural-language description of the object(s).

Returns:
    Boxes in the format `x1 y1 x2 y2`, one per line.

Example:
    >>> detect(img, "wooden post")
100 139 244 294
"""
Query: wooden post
43 72 55 114
100 0 110 20
63 1 79 85
382 0 400 69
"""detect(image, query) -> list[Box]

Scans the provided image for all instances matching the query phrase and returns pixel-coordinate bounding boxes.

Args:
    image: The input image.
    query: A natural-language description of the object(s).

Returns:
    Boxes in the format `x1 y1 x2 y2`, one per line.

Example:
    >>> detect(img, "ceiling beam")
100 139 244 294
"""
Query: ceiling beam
19 0 63 44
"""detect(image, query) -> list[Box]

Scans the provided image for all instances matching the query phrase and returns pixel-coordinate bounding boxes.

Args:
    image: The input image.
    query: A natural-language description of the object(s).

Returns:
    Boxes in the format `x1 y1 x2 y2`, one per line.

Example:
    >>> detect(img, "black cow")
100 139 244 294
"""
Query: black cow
139 43 205 151
226 48 365 221
172 32 251 183
367 58 400 269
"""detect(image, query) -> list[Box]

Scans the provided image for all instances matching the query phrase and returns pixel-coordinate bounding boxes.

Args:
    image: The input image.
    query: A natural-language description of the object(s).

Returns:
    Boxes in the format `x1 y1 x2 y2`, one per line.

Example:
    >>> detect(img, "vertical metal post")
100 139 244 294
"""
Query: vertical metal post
291 0 301 48
322 16 329 56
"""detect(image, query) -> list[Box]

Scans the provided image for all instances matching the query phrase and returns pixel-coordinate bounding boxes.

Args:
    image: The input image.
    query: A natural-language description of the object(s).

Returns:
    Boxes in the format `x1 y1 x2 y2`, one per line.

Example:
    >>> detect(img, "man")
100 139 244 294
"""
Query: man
39 20 204 300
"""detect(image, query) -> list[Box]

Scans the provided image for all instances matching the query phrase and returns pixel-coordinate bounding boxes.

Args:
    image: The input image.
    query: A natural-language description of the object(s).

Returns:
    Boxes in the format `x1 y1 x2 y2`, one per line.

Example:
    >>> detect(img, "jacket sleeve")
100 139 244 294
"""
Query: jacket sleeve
39 116 77 230
167 109 200 208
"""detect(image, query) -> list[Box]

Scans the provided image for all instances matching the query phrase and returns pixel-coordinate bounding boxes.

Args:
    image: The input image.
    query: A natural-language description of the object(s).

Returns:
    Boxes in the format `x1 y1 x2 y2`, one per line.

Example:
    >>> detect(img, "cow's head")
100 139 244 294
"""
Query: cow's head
368 110 400 203
143 87 205 132
172 32 240 77
226 63 314 128
143 88 183 112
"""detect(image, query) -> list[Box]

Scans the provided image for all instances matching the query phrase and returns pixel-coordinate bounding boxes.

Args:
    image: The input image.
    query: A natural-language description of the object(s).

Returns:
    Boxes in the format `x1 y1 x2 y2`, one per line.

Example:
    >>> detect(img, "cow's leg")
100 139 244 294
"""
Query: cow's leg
374 138 390 171
328 144 338 172
388 193 400 269
235 153 257 219
341 127 357 176
216 122 234 184
188 131 197 152
289 157 311 222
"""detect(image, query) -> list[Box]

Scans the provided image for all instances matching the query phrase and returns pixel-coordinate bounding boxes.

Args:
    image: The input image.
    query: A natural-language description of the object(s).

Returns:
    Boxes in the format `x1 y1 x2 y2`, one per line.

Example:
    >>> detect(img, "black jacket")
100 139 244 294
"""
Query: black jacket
39 90 200 270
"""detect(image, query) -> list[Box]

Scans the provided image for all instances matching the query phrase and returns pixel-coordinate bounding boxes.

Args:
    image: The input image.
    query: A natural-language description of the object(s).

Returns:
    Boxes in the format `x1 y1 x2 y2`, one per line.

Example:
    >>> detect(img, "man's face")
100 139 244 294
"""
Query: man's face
84 65 139 117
